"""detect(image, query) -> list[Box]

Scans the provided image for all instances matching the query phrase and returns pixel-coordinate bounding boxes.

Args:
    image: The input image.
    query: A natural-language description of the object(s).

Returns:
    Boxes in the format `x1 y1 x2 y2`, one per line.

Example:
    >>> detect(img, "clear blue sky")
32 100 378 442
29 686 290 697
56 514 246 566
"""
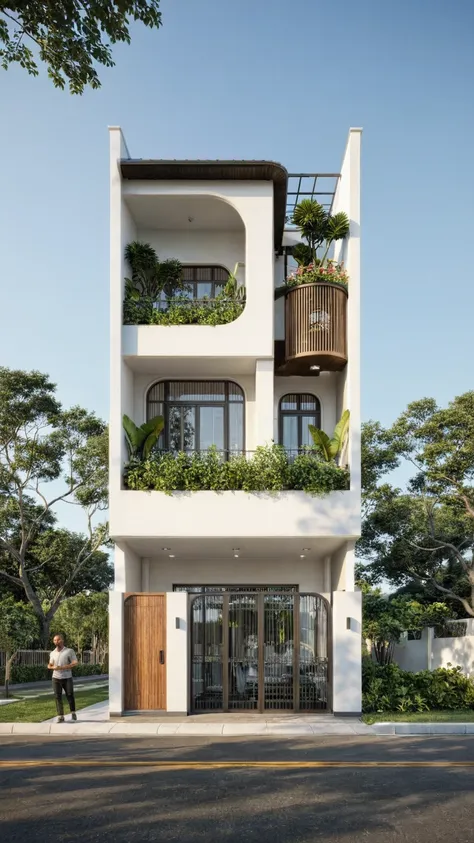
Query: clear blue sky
1 0 473 429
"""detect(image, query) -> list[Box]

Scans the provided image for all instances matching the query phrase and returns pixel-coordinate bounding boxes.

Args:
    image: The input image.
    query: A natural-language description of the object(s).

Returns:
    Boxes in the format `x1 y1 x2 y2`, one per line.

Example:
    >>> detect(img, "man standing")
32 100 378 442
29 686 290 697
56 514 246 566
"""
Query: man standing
48 635 78 723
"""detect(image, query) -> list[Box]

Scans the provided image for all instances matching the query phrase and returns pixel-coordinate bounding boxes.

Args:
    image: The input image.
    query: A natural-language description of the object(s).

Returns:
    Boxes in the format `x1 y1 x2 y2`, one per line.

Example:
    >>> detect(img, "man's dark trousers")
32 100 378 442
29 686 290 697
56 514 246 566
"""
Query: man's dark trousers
52 678 76 716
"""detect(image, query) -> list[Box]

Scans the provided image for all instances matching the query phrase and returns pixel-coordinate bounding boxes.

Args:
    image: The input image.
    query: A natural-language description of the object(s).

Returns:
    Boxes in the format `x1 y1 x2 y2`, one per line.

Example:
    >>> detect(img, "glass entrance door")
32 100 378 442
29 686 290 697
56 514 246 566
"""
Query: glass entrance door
190 591 329 713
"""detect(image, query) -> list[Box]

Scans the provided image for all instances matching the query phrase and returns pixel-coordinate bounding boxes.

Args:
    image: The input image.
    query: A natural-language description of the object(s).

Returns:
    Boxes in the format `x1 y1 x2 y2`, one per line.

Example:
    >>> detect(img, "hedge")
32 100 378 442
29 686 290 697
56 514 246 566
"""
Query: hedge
0 663 106 685
362 657 474 713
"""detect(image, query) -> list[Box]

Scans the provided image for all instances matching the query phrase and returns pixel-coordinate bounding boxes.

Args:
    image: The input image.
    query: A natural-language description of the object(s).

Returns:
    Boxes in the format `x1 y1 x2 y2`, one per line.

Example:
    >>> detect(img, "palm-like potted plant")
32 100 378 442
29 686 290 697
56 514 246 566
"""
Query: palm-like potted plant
275 200 350 299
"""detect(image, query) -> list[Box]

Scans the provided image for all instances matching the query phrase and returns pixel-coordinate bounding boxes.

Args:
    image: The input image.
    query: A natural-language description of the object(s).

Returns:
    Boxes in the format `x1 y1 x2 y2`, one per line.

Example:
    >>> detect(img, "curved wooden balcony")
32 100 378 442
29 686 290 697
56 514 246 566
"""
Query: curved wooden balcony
277 282 348 375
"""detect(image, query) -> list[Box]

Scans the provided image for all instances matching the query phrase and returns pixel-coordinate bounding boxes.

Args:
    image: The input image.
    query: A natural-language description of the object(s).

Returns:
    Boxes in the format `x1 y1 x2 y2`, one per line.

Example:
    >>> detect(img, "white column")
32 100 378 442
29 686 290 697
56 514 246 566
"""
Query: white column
166 592 188 714
255 359 274 446
323 556 331 593
332 590 362 715
141 558 150 592
109 590 124 716
343 540 355 591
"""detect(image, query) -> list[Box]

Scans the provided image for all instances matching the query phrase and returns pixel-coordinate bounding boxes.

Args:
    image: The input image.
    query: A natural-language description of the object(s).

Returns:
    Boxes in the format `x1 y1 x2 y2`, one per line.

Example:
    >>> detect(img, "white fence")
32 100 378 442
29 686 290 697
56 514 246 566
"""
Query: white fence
392 620 474 676
0 649 97 668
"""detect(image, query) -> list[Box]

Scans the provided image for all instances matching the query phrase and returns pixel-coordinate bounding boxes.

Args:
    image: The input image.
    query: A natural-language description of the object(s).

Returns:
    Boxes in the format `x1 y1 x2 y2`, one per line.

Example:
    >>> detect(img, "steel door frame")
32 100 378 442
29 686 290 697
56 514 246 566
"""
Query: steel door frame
189 591 331 713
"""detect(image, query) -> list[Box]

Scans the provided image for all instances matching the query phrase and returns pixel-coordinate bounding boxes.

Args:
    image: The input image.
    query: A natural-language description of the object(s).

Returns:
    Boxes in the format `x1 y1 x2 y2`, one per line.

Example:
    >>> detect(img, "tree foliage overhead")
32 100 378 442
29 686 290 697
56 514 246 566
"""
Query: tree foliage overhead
0 0 162 93
0 367 109 644
359 392 474 618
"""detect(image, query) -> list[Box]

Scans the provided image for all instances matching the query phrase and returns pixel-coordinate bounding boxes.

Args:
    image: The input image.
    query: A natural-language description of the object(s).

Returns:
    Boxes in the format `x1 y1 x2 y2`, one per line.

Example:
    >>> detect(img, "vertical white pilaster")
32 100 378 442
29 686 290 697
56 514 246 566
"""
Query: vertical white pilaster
166 592 188 713
141 558 150 592
332 590 362 715
255 359 274 446
109 590 124 716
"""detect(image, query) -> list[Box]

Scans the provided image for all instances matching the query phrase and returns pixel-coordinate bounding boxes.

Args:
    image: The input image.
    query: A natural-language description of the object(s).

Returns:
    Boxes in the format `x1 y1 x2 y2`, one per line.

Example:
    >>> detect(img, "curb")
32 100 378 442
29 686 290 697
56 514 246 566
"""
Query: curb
0 722 376 737
372 722 474 736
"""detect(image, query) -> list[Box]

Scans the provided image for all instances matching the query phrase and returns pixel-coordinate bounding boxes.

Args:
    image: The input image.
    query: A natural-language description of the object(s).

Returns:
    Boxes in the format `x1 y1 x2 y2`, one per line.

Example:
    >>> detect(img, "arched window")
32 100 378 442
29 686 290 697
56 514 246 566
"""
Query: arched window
279 394 321 453
147 381 244 454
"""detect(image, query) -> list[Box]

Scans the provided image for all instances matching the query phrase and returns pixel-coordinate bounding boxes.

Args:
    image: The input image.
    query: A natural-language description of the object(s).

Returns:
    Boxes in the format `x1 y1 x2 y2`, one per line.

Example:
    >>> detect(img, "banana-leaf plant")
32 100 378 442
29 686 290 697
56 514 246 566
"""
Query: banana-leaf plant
308 410 350 464
123 415 164 460
223 263 246 301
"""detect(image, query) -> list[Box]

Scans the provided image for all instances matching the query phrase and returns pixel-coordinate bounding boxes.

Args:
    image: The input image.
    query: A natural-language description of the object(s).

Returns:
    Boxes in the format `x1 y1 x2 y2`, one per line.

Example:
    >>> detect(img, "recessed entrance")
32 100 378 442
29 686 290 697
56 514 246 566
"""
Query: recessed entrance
190 591 330 713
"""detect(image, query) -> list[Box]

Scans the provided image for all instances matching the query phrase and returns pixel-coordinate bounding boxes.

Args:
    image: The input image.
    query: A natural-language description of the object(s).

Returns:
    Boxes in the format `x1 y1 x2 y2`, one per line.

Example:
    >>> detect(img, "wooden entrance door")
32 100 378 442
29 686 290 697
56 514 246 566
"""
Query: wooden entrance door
124 594 166 711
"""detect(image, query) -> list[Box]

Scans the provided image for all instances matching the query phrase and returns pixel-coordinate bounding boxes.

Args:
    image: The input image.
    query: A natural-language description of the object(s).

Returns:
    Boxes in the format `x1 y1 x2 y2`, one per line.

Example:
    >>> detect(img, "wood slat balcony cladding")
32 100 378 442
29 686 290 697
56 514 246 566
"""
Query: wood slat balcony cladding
279 282 348 375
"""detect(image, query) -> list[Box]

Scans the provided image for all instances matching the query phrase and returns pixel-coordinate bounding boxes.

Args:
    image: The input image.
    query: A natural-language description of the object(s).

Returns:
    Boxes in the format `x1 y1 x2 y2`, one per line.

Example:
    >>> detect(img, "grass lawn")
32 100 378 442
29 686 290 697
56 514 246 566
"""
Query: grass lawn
363 710 474 724
0 685 108 723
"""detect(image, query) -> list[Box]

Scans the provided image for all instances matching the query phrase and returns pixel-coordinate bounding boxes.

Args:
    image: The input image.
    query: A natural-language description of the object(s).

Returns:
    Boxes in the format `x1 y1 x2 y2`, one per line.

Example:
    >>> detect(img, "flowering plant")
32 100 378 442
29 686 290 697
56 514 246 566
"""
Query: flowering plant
274 199 350 300
286 260 348 287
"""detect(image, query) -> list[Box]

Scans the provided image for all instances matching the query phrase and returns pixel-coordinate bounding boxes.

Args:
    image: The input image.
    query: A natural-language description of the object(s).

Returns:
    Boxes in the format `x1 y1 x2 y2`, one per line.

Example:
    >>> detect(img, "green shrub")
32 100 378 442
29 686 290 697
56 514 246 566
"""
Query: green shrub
124 445 349 496
0 663 105 685
362 656 474 713
123 296 244 326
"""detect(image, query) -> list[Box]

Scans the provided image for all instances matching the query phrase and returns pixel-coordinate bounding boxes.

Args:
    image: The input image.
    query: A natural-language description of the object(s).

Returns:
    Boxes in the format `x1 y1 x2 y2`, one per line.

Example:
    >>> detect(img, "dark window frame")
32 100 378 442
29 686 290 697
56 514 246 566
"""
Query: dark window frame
278 393 321 450
182 265 230 299
146 380 245 454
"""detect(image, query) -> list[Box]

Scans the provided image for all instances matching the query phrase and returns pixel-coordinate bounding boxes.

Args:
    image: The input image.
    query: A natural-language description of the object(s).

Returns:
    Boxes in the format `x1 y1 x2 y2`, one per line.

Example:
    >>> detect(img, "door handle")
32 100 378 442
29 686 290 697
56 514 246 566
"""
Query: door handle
159 650 165 664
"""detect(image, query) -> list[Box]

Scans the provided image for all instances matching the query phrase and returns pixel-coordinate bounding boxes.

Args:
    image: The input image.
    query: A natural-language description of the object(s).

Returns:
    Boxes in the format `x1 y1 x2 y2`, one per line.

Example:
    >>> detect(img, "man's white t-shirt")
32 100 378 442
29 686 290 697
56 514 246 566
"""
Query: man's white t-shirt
49 647 77 680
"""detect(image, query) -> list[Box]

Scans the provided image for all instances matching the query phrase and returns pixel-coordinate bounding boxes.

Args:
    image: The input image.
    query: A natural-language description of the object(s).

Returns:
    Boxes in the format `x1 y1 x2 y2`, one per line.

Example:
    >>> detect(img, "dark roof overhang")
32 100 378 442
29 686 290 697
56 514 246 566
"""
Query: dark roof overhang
120 159 288 249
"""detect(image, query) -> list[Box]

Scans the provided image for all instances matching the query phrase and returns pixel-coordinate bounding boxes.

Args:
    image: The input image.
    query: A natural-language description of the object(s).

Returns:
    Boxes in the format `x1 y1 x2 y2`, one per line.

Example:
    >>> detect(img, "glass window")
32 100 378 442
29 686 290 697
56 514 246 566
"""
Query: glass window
146 381 244 455
182 266 229 299
279 393 321 454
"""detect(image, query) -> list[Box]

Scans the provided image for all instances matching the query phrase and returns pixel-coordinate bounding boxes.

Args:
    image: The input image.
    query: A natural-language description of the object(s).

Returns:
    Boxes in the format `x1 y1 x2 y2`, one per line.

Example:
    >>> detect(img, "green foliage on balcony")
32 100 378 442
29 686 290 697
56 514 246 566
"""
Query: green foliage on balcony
124 445 349 495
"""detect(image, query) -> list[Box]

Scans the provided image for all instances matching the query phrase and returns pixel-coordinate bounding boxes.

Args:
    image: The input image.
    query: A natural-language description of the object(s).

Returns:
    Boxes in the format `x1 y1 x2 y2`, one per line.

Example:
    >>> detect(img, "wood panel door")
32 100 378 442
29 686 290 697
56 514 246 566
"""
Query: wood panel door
124 594 166 711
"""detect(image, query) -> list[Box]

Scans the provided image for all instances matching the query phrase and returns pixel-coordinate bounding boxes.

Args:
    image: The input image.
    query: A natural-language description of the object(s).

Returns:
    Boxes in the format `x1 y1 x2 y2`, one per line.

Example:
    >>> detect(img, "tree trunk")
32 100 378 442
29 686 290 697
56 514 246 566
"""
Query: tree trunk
4 650 17 699
39 618 51 650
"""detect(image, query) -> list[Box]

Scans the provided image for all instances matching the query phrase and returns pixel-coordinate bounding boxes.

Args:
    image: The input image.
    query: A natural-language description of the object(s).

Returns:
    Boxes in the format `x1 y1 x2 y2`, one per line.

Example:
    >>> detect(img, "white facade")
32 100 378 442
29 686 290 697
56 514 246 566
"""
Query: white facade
108 127 363 716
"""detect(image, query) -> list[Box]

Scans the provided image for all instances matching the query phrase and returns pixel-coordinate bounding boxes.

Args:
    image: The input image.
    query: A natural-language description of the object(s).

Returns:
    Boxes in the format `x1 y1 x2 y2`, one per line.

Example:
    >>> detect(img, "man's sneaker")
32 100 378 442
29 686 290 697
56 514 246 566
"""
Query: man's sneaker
57 716 65 723
71 712 77 722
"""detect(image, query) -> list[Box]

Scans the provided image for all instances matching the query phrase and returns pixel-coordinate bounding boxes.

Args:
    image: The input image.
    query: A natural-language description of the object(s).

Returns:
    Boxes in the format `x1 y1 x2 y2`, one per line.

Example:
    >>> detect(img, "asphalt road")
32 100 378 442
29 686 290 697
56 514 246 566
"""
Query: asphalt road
1 736 474 842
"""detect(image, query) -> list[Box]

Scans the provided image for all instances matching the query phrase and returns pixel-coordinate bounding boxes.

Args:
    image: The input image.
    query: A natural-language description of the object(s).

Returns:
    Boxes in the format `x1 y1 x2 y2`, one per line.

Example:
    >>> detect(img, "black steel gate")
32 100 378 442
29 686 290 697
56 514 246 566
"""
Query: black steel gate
190 591 330 713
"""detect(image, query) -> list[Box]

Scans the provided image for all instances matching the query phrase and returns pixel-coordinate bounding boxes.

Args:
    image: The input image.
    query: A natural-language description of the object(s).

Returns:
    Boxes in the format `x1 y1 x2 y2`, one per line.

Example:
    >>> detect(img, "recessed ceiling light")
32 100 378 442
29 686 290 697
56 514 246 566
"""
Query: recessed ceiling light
234 553 239 558
300 554 306 558
169 554 175 558
162 547 170 551
310 365 320 372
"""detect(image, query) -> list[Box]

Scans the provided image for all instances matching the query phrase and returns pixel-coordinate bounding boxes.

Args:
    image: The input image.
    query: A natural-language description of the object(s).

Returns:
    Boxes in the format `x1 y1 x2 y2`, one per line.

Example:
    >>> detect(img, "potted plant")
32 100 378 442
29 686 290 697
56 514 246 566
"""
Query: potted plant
275 200 350 299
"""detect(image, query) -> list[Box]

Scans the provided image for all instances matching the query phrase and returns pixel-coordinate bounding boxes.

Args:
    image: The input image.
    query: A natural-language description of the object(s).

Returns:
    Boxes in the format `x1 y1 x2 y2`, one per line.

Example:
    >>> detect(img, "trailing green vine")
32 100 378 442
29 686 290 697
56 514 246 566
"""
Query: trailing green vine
124 445 349 495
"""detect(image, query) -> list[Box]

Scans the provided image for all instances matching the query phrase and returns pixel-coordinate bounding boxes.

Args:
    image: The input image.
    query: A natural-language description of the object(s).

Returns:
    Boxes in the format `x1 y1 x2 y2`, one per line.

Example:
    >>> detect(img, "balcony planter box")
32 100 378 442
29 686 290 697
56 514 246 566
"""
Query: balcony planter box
277 281 348 375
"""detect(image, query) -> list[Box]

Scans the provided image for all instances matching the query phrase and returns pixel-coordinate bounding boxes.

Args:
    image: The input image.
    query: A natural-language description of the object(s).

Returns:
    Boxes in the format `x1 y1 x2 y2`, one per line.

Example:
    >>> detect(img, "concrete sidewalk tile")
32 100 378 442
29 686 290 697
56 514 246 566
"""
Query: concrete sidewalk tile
0 723 14 734
12 723 52 735
176 723 224 735
429 723 467 735
310 725 356 735
157 723 181 735
222 723 268 736
347 723 377 735
109 723 160 735
53 722 114 735
266 724 314 735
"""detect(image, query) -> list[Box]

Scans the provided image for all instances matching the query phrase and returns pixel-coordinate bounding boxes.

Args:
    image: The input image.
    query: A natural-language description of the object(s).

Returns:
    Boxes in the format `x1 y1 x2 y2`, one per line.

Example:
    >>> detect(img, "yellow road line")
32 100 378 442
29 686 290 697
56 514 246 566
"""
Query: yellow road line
1 760 474 769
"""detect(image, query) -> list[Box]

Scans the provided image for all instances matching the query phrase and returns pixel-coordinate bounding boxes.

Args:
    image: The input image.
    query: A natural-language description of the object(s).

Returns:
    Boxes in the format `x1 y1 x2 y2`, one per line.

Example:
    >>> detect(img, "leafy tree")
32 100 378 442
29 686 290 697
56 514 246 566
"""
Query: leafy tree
362 585 450 665
359 392 474 617
51 591 108 659
0 368 108 645
0 1 162 93
0 595 39 697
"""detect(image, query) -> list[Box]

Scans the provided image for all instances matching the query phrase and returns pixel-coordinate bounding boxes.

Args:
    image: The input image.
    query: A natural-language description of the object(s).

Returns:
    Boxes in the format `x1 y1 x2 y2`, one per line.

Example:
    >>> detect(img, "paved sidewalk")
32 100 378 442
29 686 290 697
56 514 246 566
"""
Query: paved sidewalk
0 702 375 736
2 701 474 737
